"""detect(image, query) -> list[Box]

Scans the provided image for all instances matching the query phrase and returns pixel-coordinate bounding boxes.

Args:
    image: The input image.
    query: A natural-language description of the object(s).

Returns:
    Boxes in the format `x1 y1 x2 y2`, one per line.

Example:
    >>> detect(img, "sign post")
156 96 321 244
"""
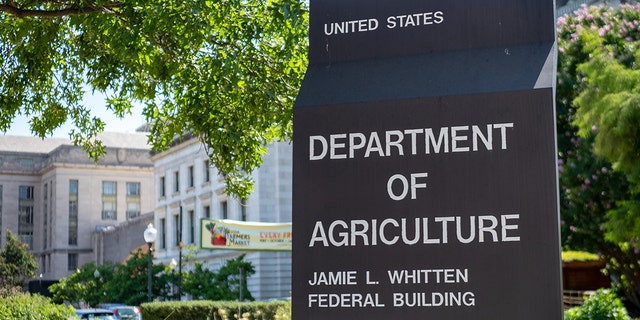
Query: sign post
293 1 562 319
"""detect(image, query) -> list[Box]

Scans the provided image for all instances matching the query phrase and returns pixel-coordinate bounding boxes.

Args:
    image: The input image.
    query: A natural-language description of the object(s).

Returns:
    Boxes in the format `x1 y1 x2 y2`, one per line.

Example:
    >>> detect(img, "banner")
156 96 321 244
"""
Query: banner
200 219 292 251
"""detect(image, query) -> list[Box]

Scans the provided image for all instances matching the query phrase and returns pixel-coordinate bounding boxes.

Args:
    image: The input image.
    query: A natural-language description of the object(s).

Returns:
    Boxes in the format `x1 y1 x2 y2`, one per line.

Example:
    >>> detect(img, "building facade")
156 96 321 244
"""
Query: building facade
151 136 292 300
0 133 154 280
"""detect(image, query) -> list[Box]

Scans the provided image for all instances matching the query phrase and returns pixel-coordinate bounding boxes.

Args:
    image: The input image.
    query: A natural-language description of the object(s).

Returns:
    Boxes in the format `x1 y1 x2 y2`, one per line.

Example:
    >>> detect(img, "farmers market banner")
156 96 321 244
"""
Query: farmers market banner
201 219 292 251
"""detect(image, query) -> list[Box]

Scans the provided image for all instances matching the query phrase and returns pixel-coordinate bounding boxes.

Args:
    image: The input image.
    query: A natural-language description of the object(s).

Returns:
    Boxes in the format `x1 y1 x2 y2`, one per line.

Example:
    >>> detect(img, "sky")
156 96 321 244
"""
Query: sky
6 91 146 138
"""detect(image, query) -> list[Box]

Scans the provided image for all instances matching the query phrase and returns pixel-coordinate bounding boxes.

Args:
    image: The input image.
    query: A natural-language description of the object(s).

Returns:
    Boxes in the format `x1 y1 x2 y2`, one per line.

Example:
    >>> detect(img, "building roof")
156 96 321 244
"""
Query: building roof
96 132 151 150
0 135 68 153
0 132 151 153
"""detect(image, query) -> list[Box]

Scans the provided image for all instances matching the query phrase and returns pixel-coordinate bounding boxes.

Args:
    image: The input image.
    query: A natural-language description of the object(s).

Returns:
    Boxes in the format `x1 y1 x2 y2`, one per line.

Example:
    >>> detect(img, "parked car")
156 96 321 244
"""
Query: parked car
74 308 116 320
97 303 127 310
110 306 142 320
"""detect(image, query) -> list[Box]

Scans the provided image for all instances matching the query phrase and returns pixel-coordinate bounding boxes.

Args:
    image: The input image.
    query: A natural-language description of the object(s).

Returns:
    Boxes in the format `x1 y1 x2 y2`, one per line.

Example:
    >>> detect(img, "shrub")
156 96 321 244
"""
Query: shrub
565 289 630 320
0 291 75 320
274 300 291 320
562 251 600 262
140 300 290 320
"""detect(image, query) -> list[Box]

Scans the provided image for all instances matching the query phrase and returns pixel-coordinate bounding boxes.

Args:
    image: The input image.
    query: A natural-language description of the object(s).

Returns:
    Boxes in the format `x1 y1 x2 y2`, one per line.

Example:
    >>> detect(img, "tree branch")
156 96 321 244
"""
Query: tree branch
0 2 121 18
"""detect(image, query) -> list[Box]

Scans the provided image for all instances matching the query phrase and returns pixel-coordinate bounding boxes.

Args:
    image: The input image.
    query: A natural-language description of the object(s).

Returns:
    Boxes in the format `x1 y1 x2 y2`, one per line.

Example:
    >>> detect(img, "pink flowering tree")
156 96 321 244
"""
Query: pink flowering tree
558 4 640 308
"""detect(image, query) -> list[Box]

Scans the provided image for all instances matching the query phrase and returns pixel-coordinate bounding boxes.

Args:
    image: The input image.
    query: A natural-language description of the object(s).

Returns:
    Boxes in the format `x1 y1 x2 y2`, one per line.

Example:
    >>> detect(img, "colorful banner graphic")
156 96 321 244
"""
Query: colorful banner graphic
201 219 292 251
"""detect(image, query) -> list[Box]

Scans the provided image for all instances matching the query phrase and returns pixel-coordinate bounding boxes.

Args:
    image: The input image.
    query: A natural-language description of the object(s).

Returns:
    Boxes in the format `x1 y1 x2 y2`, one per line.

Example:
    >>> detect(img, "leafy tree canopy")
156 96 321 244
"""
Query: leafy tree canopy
557 3 640 308
0 290 75 320
0 231 38 289
574 31 640 186
183 254 255 301
50 249 171 306
0 0 308 198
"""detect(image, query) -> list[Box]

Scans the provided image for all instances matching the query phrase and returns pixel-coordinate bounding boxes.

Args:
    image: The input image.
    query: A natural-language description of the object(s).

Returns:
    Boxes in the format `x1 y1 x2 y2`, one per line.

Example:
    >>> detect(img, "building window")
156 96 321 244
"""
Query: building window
204 205 210 219
126 182 141 220
18 186 34 249
188 165 194 188
159 176 166 198
188 210 195 244
68 253 78 271
203 160 210 183
174 214 180 247
102 181 117 220
49 181 53 248
43 183 48 249
221 200 228 219
173 171 180 193
160 218 166 249
19 158 33 168
127 181 140 195
19 185 34 199
69 180 78 245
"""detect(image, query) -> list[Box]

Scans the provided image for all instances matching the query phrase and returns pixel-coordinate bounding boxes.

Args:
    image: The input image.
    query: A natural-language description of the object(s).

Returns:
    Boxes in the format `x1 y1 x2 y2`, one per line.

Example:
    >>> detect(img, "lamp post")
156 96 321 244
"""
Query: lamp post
143 223 157 303
169 258 177 300
178 206 183 300
93 269 101 306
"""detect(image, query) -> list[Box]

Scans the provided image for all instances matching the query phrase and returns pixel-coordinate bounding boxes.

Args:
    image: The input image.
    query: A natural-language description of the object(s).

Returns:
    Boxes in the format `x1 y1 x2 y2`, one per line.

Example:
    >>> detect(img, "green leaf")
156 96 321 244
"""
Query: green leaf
0 0 308 198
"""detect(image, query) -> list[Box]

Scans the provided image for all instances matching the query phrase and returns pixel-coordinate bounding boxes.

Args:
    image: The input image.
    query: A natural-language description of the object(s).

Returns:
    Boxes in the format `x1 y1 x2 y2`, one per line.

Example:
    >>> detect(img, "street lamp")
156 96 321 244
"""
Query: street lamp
143 223 157 302
94 269 101 306
169 258 177 300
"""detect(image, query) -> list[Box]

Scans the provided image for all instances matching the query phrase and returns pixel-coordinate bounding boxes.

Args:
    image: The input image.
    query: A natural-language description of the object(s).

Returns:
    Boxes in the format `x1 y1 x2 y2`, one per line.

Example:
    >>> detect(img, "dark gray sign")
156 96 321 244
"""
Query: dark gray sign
293 1 561 319
308 0 555 64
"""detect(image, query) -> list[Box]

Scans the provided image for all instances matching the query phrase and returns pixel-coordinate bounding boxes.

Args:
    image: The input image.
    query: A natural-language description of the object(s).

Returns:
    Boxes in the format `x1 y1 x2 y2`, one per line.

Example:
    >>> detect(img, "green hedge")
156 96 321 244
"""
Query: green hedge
0 290 75 320
562 251 600 262
140 300 291 320
565 289 630 320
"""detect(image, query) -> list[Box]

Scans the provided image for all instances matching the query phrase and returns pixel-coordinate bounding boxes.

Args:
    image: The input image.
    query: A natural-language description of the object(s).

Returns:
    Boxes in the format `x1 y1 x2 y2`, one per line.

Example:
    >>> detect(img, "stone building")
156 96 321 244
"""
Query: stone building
1 131 292 300
0 133 154 280
151 136 292 300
